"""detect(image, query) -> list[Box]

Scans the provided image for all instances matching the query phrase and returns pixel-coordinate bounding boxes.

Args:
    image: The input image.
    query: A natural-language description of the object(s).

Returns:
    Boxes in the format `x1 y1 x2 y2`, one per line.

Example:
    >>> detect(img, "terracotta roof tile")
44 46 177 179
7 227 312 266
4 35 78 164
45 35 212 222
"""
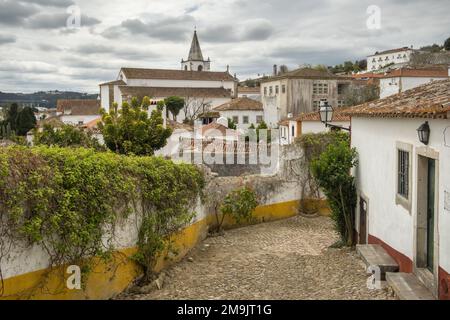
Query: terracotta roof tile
368 47 412 56
295 111 350 122
238 87 261 93
56 99 100 115
342 79 450 119
119 86 232 99
261 67 350 83
121 68 235 81
214 97 263 111
381 67 449 79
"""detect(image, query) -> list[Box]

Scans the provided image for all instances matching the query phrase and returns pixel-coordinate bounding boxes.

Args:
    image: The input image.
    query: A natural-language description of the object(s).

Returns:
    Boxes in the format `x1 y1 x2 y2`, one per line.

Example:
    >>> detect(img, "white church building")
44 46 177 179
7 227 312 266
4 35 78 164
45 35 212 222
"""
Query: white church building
99 31 237 123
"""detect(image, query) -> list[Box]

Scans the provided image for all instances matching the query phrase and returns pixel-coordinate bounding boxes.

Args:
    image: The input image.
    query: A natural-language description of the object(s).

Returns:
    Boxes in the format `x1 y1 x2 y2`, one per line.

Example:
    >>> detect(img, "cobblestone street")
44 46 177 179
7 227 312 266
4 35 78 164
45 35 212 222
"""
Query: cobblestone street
119 216 393 300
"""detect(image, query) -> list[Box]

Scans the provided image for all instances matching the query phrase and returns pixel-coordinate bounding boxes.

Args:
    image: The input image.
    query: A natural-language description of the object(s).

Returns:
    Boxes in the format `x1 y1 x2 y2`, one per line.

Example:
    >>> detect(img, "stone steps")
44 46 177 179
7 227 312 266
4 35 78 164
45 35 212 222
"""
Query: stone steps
356 244 399 280
386 272 436 300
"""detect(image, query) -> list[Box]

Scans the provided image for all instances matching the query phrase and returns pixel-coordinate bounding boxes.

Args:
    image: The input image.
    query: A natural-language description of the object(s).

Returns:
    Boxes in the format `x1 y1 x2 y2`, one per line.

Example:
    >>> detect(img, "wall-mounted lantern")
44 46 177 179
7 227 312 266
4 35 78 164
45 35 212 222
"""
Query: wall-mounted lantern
417 121 430 145
319 101 350 132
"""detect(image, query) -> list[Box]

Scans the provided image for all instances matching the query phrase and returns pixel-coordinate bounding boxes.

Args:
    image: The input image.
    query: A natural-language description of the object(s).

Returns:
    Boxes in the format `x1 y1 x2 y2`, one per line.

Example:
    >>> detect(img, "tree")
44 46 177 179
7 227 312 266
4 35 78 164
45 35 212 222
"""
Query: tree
227 118 237 130
445 37 450 51
5 103 19 132
15 107 37 136
99 96 172 156
34 124 103 149
311 135 358 246
164 96 185 121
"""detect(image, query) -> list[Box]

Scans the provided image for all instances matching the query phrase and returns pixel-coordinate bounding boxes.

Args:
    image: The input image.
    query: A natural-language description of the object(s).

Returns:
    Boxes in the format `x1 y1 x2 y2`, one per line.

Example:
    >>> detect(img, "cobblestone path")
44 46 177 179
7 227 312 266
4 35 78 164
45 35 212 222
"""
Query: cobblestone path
119 216 393 300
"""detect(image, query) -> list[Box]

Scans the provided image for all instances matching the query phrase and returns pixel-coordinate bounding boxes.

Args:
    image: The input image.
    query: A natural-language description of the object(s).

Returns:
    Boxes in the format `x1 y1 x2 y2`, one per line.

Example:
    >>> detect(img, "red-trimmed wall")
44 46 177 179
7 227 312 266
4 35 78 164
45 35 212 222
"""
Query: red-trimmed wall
439 267 450 300
368 234 413 273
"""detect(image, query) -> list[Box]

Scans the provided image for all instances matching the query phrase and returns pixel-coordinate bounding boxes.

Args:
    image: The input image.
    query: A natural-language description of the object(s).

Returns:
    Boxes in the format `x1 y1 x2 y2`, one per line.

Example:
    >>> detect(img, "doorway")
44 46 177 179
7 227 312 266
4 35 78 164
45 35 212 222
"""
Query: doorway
415 152 439 295
426 158 435 272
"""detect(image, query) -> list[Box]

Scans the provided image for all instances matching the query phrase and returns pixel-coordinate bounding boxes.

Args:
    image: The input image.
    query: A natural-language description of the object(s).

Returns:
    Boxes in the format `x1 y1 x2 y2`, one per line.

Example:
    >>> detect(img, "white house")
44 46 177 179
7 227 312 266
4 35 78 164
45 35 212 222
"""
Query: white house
56 99 101 126
99 30 237 123
278 111 350 145
213 97 264 130
367 47 415 71
379 66 449 98
345 79 450 300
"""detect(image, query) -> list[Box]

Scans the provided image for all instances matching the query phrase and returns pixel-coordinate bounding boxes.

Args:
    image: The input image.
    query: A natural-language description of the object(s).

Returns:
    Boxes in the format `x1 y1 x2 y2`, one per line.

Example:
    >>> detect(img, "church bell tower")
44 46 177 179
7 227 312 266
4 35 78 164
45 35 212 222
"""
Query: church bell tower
181 30 211 72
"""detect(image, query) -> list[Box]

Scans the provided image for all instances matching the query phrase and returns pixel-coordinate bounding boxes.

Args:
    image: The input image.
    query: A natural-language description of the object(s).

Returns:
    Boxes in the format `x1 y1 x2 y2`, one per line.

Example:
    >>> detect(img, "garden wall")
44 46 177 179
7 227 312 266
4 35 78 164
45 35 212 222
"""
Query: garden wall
0 143 325 300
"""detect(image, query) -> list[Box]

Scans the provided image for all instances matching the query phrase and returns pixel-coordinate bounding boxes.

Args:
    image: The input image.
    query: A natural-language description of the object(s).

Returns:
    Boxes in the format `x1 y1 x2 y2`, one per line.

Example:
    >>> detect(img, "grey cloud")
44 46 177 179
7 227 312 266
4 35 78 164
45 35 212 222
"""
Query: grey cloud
102 15 195 41
0 34 17 45
37 43 63 51
202 19 274 43
74 43 160 60
0 0 38 25
26 13 100 29
19 0 75 7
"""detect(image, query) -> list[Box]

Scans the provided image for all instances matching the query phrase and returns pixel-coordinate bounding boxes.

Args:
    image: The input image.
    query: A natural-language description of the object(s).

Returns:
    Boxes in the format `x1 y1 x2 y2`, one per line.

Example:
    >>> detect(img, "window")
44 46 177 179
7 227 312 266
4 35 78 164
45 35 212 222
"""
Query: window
396 141 413 212
78 121 84 125
338 84 348 95
338 100 345 107
291 125 295 137
275 85 279 94
398 150 409 199
232 116 239 124
269 86 273 95
313 83 328 94
282 85 286 94
243 116 249 124
313 101 320 111
264 87 267 96
256 115 263 124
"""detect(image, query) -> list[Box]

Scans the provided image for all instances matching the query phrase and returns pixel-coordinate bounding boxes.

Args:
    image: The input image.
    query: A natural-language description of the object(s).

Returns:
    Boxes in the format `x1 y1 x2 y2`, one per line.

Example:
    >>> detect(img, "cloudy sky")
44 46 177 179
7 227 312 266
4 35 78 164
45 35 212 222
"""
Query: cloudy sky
0 0 449 93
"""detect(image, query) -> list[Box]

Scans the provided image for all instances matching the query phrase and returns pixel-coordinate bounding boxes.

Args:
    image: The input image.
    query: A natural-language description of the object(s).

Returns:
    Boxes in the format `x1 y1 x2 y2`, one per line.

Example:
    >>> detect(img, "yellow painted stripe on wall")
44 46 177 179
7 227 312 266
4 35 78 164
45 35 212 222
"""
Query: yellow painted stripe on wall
0 199 317 300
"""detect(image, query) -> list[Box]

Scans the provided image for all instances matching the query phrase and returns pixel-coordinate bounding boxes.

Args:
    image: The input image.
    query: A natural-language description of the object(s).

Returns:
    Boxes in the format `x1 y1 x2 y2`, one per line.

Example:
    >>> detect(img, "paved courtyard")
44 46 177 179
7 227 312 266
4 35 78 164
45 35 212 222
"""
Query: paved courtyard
119 216 393 300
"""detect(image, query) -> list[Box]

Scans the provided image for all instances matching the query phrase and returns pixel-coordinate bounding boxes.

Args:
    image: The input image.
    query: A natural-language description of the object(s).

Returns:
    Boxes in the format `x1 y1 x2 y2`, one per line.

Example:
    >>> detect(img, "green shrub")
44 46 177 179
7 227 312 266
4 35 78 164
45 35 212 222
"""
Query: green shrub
311 138 358 246
0 146 204 288
34 124 103 150
217 187 258 230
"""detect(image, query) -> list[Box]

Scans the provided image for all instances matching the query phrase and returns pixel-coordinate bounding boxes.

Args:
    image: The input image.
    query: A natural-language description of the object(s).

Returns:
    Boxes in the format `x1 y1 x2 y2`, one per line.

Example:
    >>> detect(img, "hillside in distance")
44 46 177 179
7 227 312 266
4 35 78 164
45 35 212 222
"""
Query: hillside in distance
0 91 99 109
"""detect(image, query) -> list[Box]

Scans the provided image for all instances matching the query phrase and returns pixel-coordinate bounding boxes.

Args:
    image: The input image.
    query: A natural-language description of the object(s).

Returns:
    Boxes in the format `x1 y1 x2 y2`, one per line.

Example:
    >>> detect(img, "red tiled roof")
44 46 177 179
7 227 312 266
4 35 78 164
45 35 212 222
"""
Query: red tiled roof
368 47 413 56
56 99 100 115
214 97 263 111
295 111 350 122
238 86 260 93
381 67 449 79
120 68 235 81
342 79 450 119
261 67 350 83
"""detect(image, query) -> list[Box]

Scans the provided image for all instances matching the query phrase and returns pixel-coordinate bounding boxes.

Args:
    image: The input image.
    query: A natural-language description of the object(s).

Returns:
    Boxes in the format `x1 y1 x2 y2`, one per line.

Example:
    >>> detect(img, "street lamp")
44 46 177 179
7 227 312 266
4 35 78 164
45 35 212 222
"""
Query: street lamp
318 101 350 131
417 121 430 145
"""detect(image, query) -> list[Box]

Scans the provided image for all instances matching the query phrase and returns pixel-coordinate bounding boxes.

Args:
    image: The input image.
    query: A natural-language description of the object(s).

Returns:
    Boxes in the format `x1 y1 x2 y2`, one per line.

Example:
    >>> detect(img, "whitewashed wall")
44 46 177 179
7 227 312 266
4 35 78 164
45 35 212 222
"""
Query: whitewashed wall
380 77 449 99
351 117 450 274
60 115 100 126
216 110 264 130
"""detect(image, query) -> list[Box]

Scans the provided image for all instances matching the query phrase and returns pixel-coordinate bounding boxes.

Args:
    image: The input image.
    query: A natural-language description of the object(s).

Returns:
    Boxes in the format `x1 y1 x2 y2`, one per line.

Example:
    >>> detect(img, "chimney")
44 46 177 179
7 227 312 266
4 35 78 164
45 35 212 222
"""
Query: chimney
273 64 278 76
226 65 229 73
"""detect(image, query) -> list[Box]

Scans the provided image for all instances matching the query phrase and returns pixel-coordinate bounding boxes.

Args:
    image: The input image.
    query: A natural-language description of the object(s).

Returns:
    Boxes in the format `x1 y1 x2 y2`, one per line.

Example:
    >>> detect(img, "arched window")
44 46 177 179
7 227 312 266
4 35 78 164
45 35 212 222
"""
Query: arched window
198 65 203 72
